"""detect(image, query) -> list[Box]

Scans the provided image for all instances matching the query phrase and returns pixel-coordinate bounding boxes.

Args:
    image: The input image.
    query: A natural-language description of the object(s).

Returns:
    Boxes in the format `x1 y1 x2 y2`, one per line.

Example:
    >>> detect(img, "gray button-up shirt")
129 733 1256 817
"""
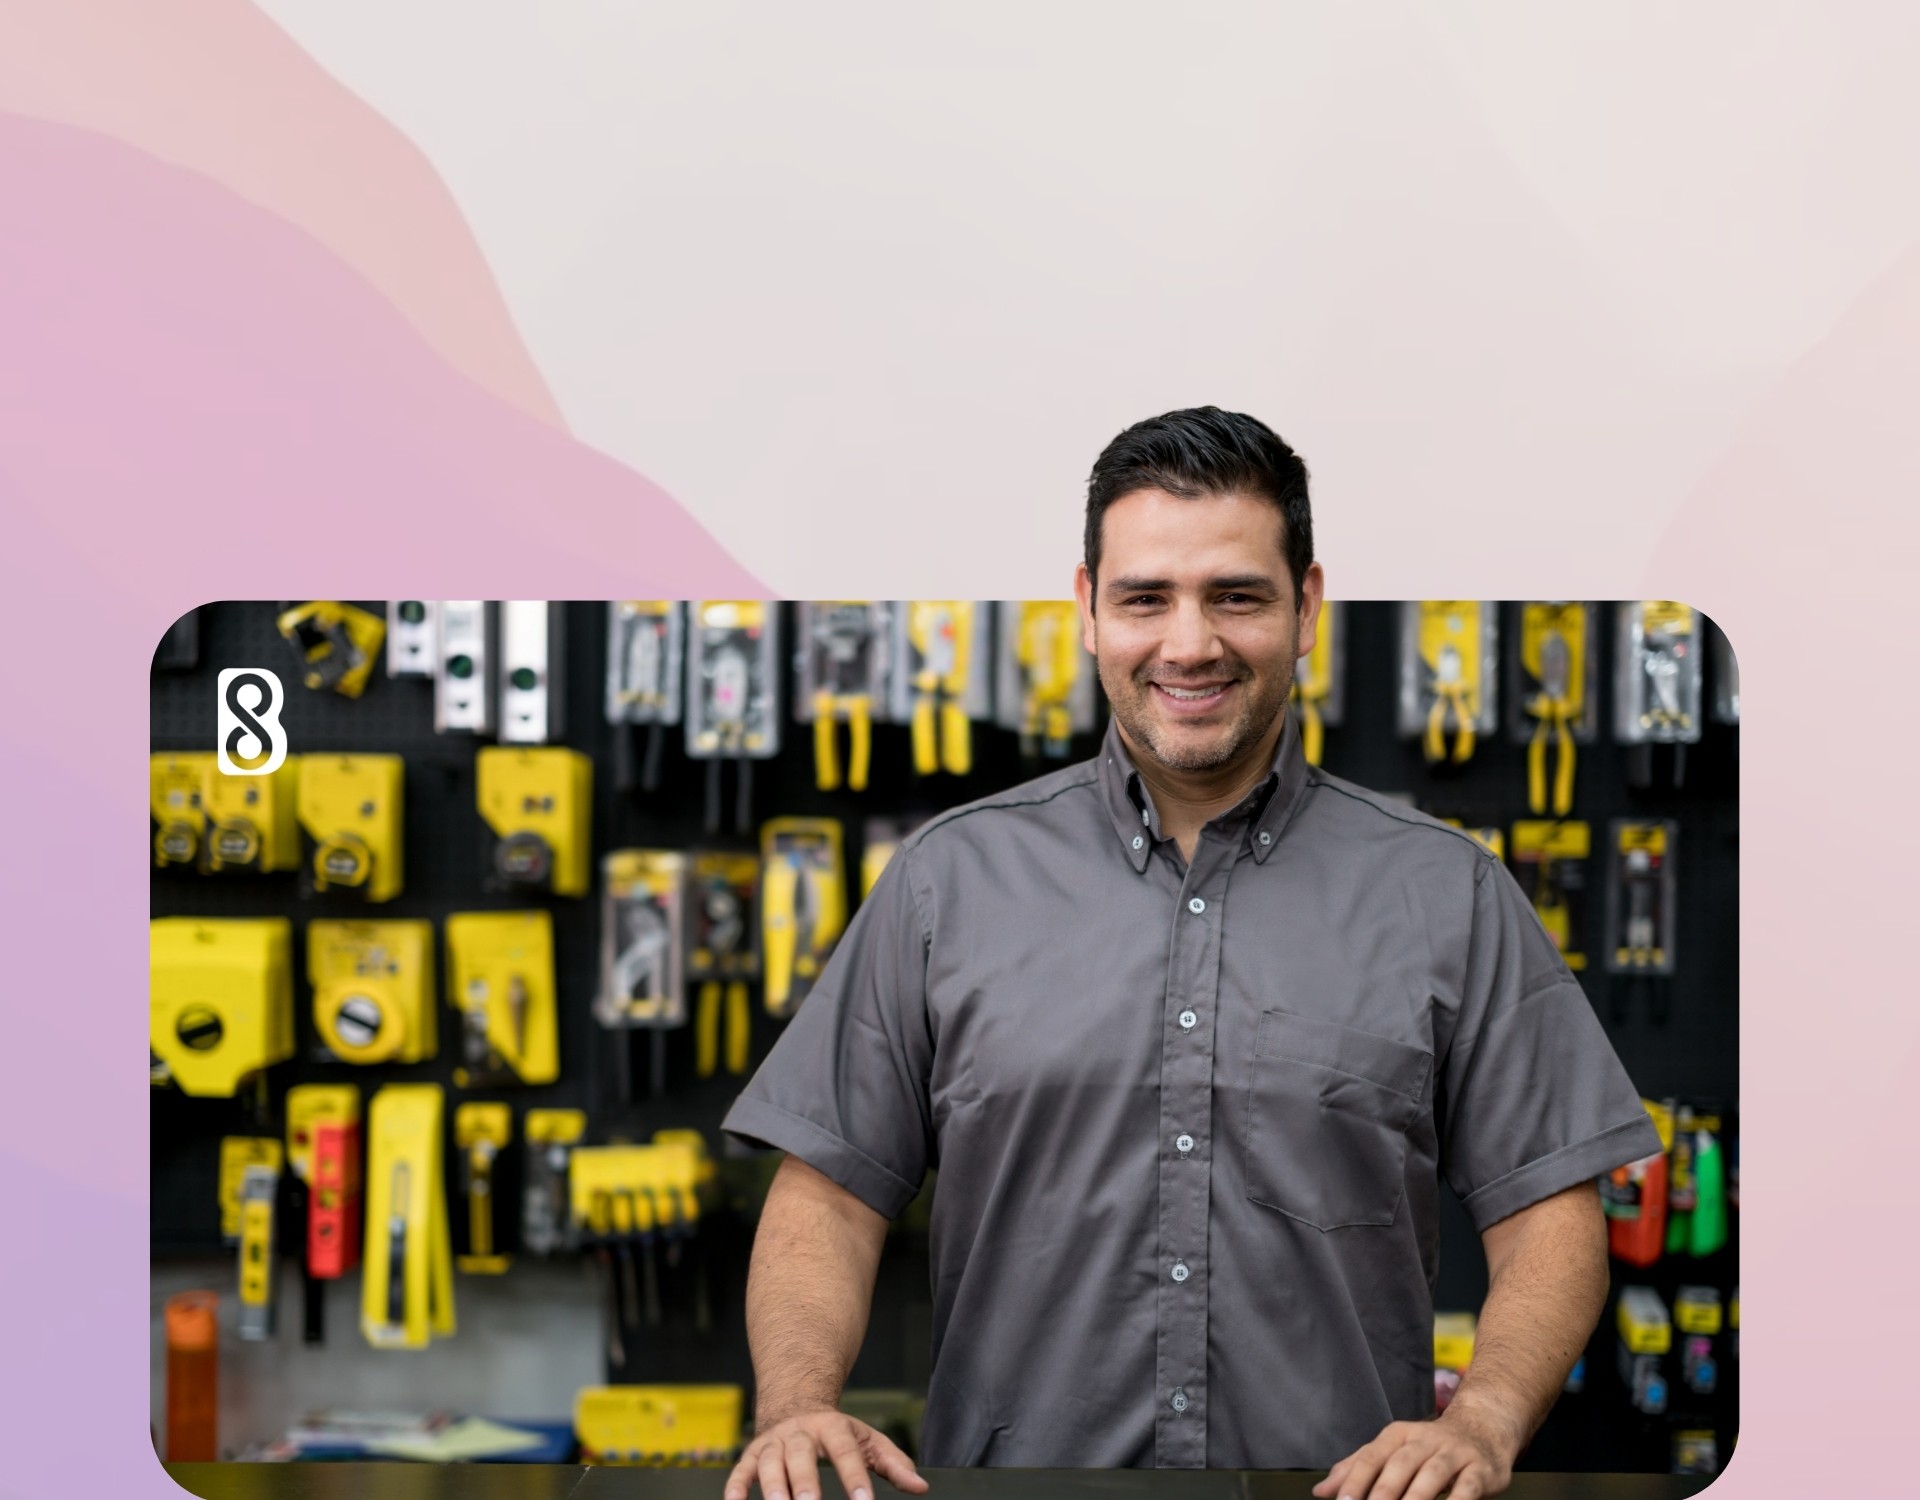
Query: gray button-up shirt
723 713 1661 1470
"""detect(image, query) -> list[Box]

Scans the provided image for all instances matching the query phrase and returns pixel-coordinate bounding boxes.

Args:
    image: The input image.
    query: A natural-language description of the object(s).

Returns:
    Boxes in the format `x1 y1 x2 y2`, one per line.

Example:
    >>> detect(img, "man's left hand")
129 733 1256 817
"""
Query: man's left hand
1311 1405 1517 1500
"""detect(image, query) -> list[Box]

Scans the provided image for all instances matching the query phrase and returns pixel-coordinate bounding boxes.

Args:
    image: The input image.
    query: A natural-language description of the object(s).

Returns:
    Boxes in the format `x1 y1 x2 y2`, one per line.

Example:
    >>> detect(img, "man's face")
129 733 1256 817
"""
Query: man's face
1074 488 1323 776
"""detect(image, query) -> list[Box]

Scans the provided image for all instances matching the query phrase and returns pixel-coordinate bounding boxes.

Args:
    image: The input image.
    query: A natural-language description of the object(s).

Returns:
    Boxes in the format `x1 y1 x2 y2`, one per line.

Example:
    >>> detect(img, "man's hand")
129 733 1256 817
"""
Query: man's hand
1314 1184 1607 1500
1311 1405 1517 1500
724 1409 928 1500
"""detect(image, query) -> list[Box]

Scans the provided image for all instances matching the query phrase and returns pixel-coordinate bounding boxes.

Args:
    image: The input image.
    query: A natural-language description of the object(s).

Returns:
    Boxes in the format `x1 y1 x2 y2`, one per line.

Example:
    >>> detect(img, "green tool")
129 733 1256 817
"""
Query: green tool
1689 1127 1727 1257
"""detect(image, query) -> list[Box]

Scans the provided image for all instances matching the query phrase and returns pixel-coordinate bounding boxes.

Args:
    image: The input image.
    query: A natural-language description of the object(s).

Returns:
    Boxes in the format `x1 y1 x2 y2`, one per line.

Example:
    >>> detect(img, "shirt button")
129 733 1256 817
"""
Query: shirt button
1171 1261 1190 1283
1178 1009 1197 1031
1258 830 1272 846
1132 835 1144 850
1187 897 1206 914
1170 1388 1189 1414
1175 1133 1194 1154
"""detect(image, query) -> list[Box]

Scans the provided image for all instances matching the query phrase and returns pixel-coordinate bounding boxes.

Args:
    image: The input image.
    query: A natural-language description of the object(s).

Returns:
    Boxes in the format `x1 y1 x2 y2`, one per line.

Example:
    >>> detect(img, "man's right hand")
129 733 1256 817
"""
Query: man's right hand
723 1409 929 1500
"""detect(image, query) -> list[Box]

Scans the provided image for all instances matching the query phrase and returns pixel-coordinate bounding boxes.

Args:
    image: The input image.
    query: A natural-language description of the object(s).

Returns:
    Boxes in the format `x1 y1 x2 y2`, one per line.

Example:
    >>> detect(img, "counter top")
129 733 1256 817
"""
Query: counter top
167 1464 1714 1500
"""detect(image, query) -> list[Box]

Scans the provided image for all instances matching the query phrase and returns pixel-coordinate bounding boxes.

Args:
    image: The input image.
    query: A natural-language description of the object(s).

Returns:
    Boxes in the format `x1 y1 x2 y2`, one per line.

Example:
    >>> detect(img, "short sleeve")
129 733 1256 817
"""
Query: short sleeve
720 845 935 1219
1439 856 1663 1231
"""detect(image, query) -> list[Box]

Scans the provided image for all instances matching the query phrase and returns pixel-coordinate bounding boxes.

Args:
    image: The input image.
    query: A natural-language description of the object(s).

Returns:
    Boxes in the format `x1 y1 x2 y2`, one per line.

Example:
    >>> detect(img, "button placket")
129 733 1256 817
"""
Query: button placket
1154 839 1231 1467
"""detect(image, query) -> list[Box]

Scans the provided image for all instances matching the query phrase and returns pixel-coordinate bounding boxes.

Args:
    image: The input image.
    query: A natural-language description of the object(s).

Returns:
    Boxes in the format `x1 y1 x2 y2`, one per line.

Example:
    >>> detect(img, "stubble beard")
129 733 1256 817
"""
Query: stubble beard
1103 649 1297 775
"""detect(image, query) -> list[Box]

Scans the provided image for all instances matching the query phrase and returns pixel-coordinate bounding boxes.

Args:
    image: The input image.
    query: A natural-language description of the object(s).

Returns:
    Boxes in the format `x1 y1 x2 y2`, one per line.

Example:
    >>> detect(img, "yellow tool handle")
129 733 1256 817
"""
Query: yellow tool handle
1537 896 1571 954
812 862 846 950
941 703 972 776
1051 612 1079 685
238 1197 274 1306
911 696 938 775
1436 687 1474 768
726 981 751 1075
1451 685 1477 764
813 694 838 791
466 1152 491 1259
1553 709 1576 816
1424 693 1448 764
763 857 798 1015
1300 698 1324 768
696 981 721 1079
1528 717 1549 815
848 700 871 791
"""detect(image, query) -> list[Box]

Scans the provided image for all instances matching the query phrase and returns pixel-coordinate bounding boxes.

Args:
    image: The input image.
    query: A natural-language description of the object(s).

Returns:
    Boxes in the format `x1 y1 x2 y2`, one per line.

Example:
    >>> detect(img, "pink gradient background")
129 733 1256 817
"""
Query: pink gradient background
2 2 1913 1495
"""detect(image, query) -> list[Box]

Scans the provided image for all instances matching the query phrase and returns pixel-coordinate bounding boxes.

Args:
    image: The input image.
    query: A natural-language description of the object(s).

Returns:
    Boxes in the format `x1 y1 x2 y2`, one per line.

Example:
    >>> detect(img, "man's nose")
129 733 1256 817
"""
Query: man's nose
1160 600 1224 667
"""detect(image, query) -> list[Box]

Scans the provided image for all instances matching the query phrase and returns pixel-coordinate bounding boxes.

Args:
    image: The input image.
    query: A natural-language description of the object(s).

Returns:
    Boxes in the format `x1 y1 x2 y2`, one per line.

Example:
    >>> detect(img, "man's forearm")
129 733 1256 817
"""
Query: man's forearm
746 1156 890 1429
1448 1184 1610 1457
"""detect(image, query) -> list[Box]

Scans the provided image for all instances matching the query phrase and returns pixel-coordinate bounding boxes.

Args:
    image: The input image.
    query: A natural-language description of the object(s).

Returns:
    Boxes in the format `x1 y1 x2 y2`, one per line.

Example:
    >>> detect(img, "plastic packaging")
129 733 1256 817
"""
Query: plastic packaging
1614 602 1702 744
1291 600 1345 766
1397 602 1497 760
994 602 1097 757
685 602 781 760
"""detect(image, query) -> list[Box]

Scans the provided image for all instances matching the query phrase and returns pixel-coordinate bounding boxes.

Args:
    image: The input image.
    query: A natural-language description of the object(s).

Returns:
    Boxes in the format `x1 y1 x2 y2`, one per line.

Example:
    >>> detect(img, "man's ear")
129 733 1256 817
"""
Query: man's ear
1074 563 1098 655
1295 562 1326 660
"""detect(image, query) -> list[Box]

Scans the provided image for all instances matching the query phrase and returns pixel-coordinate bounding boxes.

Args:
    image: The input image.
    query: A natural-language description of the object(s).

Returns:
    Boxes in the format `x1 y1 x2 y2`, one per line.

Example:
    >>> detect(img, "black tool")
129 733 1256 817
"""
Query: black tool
386 1161 410 1333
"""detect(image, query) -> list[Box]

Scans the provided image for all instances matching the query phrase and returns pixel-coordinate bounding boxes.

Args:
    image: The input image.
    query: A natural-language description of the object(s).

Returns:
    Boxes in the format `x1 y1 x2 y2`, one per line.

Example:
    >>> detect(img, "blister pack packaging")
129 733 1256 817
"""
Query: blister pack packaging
1398 602 1497 764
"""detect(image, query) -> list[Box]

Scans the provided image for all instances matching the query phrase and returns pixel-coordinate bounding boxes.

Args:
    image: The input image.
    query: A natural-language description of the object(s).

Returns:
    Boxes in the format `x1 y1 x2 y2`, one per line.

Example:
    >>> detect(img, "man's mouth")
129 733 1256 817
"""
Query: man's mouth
1150 680 1237 714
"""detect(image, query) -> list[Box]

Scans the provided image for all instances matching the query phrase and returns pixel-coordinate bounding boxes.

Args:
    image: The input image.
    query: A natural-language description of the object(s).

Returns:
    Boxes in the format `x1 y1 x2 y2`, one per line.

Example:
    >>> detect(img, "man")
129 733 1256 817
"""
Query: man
721 408 1661 1500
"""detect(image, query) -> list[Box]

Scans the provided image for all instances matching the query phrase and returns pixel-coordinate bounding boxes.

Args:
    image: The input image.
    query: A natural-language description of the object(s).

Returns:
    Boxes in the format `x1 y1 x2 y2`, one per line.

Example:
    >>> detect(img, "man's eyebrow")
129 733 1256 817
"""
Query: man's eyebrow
1103 574 1280 594
1206 575 1280 592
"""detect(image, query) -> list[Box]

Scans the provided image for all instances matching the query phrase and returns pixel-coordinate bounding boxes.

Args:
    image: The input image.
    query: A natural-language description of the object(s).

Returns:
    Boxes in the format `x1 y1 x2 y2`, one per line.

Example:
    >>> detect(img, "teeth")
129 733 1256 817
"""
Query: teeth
1160 685 1224 700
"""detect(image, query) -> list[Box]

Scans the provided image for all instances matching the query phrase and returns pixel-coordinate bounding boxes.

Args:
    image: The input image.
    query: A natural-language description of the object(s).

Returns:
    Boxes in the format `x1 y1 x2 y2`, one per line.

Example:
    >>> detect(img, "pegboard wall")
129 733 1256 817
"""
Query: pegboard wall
150 600 1737 1468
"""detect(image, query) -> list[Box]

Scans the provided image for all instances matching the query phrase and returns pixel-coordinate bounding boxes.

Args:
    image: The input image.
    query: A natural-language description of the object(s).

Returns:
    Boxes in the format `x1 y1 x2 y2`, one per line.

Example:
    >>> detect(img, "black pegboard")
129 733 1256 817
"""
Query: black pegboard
151 600 1737 1462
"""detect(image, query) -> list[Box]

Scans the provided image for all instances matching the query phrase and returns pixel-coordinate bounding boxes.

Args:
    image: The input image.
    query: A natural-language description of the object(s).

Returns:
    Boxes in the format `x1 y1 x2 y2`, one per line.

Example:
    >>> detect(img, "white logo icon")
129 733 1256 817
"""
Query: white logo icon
216 668 289 776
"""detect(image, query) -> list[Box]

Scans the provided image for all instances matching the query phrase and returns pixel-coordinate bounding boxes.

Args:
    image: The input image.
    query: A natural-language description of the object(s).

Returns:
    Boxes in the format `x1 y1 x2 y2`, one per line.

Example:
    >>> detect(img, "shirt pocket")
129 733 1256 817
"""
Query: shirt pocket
1243 1008 1434 1231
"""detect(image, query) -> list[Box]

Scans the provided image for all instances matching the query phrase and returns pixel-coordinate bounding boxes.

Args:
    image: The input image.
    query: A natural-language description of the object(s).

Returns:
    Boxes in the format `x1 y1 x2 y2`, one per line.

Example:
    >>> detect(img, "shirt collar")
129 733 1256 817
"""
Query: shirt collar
1096 708 1314 872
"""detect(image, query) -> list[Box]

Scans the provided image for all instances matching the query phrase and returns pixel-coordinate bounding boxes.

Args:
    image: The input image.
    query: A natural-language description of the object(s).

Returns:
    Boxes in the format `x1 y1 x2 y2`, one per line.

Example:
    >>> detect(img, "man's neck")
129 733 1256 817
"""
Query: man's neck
1122 712 1287 863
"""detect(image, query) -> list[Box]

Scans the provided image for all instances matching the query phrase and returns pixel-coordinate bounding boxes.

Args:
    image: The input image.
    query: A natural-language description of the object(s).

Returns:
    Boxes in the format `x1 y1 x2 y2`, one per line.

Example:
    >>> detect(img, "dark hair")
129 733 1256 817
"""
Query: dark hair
1084 406 1313 603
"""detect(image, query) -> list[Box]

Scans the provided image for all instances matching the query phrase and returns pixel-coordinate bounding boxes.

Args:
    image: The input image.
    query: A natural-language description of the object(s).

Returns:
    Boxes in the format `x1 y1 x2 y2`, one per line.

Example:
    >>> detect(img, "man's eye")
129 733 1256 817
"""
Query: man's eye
1125 595 1163 608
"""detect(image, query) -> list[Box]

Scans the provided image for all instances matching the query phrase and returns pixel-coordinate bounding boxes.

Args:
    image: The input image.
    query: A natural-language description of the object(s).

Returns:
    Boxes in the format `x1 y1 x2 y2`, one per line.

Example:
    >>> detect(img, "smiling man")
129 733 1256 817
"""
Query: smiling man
721 408 1661 1500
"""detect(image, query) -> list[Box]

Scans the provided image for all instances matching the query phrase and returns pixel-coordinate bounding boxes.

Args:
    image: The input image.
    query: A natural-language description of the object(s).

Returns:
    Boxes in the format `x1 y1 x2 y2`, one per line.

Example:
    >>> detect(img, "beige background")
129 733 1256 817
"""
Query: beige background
250 1 1920 597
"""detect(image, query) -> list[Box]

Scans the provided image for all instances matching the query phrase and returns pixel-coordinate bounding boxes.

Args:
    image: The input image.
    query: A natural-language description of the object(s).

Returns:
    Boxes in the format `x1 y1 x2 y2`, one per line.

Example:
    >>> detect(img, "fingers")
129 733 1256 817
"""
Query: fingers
1402 1450 1468 1500
723 1416 929 1500
783 1431 825 1500
1446 1471 1488 1500
758 1440 793 1500
725 1447 759 1500
1366 1435 1439 1500
1335 1424 1410 1500
1313 1449 1361 1498
820 1421 875 1500
1314 1417 1506 1500
864 1429 930 1494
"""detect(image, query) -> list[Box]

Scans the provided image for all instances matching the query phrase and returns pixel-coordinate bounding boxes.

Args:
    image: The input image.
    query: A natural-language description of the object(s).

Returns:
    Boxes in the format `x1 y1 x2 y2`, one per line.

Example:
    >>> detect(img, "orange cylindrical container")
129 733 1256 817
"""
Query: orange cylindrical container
1606 1152 1669 1269
165 1291 220 1462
